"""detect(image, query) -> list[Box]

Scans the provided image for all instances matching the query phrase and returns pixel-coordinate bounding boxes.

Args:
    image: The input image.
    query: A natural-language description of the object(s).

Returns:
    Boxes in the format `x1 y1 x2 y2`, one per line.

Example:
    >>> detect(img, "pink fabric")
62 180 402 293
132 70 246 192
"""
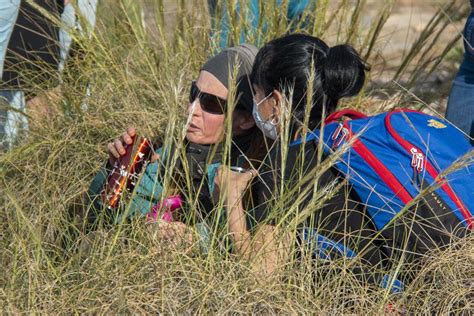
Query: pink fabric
147 195 183 222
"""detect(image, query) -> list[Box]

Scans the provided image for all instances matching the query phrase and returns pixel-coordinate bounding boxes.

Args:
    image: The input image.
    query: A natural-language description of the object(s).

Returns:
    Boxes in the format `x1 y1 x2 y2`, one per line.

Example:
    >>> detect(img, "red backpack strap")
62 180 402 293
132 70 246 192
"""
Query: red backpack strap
325 109 368 124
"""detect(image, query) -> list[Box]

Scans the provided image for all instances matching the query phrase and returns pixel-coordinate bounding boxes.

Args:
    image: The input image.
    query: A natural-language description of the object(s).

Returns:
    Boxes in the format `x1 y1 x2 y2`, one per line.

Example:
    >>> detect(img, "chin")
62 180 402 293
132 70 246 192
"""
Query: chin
185 133 215 145
185 132 202 144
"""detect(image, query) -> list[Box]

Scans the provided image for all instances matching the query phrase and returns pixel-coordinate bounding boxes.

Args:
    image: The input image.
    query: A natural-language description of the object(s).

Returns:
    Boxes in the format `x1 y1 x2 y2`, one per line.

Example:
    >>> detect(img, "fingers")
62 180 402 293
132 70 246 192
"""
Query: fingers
127 126 136 137
107 127 136 163
153 220 191 246
215 166 258 195
217 166 258 182
247 168 258 179
233 168 258 182
114 138 126 155
107 141 120 160
107 138 126 164
123 127 136 145
150 153 161 163
227 166 258 178
240 170 256 185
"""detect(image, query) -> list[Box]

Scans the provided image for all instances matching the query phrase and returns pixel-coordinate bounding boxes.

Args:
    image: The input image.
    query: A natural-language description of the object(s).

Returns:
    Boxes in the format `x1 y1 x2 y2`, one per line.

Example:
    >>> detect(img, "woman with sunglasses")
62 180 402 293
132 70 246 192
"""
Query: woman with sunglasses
217 34 396 286
86 44 266 248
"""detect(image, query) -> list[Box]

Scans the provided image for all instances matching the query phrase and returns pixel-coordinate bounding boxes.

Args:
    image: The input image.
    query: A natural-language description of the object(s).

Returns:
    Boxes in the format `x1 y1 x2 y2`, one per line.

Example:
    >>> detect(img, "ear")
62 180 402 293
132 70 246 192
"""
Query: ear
271 89 283 118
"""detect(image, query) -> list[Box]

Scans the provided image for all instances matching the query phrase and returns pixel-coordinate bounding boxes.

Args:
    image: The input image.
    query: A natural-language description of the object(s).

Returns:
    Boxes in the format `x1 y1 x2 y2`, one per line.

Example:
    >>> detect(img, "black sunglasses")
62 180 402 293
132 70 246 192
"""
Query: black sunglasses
189 81 227 115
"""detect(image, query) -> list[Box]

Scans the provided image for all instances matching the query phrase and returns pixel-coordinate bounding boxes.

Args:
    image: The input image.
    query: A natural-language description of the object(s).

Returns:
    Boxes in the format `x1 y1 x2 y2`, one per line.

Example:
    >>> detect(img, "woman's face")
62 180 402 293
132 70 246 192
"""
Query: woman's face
186 71 228 144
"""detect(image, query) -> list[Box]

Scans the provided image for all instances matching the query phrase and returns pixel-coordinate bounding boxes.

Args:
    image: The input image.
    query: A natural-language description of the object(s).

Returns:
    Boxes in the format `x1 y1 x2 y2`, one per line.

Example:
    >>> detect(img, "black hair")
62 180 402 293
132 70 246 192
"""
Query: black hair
250 34 369 130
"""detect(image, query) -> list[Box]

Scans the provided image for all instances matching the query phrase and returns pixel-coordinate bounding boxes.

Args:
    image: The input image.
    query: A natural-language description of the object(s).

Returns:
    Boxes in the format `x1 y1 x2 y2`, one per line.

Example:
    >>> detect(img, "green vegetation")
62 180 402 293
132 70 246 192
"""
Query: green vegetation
1 0 472 313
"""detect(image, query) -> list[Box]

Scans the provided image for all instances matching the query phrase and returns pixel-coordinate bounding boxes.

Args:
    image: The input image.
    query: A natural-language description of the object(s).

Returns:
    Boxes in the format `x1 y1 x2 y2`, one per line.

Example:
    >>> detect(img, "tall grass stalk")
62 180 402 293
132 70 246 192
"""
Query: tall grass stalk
1 0 472 314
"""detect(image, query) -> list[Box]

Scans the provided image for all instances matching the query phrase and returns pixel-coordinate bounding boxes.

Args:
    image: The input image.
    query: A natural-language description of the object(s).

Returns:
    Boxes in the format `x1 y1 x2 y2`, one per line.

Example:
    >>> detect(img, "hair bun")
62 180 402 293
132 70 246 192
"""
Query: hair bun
322 45 369 100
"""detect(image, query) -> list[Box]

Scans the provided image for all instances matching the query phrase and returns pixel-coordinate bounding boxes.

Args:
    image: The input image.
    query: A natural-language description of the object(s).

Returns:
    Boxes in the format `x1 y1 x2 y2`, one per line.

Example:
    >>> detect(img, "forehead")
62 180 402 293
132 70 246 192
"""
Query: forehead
196 71 228 100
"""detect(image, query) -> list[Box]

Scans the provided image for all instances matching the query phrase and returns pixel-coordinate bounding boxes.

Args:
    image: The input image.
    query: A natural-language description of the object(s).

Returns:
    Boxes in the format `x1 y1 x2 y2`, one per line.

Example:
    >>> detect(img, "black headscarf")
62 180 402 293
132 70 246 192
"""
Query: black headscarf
201 44 258 114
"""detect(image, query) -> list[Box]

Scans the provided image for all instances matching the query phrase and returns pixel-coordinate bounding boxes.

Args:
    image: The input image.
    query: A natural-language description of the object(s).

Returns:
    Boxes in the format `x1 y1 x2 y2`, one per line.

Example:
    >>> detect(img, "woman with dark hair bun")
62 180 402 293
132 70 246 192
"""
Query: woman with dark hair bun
217 34 396 289
250 33 369 137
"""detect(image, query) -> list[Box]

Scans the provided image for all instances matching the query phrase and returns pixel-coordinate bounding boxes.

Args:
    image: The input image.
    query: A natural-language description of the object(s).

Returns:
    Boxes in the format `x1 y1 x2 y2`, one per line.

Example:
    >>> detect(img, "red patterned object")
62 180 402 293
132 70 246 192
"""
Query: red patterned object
101 136 153 210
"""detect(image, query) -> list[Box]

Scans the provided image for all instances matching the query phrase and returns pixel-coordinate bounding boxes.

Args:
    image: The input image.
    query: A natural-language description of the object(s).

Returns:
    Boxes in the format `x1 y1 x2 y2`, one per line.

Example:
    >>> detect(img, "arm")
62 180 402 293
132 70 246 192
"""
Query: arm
224 171 251 255
217 167 291 276
247 224 291 277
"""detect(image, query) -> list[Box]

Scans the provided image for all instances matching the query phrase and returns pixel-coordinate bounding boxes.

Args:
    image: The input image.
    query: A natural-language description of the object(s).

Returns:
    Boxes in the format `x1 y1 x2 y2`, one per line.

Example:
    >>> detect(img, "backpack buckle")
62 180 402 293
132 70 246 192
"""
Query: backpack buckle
332 123 349 148
410 147 424 172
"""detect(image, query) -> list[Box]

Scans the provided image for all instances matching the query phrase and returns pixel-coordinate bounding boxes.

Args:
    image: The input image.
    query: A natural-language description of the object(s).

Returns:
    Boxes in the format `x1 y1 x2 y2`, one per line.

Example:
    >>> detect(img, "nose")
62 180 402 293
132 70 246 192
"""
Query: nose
187 99 203 116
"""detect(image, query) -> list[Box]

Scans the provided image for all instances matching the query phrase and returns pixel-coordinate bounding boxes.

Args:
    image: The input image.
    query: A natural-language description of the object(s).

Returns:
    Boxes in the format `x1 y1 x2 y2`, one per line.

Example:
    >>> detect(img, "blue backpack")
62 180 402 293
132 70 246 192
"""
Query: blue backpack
292 109 473 257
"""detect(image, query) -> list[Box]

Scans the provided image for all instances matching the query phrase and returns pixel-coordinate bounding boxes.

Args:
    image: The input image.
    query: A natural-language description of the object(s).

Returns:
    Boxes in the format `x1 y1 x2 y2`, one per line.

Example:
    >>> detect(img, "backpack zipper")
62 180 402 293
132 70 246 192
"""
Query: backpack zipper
384 110 473 228
410 147 424 188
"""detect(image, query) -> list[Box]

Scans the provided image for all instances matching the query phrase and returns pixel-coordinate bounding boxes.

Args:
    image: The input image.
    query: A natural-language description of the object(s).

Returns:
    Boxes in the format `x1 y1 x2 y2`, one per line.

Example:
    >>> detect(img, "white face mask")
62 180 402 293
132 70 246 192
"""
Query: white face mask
252 93 278 140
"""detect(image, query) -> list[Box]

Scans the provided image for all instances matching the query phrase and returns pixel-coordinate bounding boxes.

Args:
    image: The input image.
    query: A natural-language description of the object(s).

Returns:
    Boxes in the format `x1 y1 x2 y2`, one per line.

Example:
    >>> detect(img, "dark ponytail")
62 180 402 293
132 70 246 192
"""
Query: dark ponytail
251 34 369 130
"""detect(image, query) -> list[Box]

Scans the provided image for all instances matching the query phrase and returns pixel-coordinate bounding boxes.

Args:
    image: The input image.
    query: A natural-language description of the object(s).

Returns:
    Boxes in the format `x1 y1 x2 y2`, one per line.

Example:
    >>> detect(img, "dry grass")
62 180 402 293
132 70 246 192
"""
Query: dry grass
1 0 473 313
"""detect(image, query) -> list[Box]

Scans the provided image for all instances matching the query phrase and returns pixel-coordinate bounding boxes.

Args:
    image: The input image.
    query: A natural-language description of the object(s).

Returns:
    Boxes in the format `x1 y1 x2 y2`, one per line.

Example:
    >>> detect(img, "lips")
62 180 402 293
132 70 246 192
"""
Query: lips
187 123 200 132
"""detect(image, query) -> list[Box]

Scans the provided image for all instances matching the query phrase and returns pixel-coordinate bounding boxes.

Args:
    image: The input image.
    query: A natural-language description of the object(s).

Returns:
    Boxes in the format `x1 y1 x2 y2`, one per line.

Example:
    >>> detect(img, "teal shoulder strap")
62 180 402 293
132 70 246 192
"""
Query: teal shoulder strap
206 162 220 195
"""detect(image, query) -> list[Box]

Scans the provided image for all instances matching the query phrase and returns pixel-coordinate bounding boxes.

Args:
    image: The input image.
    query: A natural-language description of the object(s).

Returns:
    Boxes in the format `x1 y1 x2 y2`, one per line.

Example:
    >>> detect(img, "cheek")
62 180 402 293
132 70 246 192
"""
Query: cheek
202 113 225 137
259 101 274 121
